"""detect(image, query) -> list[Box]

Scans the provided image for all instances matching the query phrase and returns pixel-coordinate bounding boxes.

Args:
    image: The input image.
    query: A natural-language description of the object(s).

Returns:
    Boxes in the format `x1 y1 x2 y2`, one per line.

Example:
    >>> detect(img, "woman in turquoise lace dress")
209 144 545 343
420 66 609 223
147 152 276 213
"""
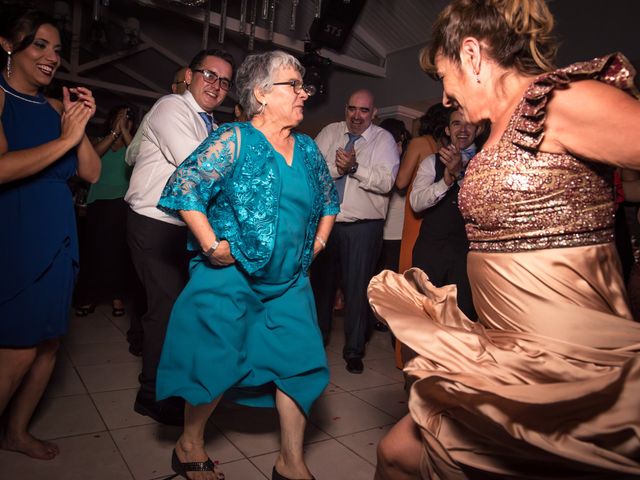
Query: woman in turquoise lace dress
156 50 338 480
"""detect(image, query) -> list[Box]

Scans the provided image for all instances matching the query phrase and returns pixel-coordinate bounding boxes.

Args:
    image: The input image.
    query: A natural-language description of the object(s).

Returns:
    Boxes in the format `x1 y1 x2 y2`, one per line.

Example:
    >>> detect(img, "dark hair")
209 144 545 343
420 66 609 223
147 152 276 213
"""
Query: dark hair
103 104 137 137
379 118 412 155
0 8 58 69
188 49 236 75
421 0 557 76
418 102 451 141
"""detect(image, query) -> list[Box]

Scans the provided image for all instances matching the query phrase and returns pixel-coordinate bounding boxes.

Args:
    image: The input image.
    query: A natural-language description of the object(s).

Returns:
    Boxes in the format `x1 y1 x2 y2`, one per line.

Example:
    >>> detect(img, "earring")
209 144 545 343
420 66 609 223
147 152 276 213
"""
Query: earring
474 70 480 84
6 51 11 77
258 101 267 114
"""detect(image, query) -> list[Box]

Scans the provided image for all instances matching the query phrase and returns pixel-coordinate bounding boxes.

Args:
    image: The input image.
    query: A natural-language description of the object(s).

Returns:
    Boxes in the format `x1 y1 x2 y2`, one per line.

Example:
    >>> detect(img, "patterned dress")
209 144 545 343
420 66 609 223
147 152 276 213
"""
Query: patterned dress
369 54 640 478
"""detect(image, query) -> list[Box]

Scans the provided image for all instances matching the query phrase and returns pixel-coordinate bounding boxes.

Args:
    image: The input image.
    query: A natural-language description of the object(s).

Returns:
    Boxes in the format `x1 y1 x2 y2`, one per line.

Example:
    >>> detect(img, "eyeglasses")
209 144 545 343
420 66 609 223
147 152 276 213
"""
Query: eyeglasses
192 69 232 91
272 80 316 97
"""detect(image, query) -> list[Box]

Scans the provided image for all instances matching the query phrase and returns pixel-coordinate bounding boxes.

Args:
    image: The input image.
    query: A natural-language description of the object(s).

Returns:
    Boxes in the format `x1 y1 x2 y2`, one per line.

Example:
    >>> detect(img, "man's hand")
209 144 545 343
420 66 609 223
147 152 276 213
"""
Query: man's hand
439 144 463 186
335 147 357 176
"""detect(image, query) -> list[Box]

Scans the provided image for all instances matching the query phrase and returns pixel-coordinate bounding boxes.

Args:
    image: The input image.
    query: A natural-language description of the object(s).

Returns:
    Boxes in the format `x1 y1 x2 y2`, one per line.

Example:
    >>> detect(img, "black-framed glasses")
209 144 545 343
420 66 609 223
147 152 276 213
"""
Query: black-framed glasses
272 80 316 97
192 69 232 91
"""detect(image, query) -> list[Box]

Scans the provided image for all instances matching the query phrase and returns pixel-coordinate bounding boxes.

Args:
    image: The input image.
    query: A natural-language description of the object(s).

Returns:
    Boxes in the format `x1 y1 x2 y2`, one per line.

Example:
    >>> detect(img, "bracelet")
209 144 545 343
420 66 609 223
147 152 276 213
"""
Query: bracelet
315 235 326 249
201 238 220 257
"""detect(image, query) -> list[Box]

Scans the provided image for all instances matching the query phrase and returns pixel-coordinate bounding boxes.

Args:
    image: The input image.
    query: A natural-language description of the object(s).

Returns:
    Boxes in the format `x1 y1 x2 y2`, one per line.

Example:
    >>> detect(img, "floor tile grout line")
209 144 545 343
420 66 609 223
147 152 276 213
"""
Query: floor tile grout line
62 329 140 479
77 354 139 480
243 456 271 479
343 388 407 421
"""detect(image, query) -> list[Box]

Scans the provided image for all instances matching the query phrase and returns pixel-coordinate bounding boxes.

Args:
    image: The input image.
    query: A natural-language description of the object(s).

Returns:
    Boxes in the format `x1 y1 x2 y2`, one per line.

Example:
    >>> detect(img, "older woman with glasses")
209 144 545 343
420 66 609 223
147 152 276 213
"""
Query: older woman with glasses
156 50 338 480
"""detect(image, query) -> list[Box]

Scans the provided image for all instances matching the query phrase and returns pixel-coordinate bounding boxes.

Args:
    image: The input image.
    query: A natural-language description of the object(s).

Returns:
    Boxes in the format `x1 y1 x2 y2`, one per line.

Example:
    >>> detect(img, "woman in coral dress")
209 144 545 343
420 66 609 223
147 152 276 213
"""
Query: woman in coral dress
369 1 640 479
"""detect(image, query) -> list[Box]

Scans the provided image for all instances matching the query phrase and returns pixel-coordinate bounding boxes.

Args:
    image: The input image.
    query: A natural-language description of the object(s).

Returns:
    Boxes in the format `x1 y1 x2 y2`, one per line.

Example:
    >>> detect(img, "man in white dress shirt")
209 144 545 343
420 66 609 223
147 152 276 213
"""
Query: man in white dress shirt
410 108 478 320
312 89 400 374
125 49 234 425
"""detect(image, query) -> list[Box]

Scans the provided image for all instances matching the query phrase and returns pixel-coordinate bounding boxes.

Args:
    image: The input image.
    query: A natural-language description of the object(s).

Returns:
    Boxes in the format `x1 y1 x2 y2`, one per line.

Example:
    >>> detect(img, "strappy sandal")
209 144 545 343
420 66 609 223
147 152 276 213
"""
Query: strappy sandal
167 448 224 480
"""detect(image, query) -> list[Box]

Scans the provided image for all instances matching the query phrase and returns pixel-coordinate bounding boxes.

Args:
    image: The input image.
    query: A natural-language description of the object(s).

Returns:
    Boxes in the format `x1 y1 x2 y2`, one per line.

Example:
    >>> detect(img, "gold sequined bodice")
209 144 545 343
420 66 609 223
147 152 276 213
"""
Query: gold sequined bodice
460 53 638 253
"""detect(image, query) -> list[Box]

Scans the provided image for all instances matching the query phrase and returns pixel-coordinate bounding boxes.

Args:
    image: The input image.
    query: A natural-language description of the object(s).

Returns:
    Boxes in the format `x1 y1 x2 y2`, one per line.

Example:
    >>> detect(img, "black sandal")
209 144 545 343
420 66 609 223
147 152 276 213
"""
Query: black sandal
272 466 315 480
75 304 96 317
168 448 224 479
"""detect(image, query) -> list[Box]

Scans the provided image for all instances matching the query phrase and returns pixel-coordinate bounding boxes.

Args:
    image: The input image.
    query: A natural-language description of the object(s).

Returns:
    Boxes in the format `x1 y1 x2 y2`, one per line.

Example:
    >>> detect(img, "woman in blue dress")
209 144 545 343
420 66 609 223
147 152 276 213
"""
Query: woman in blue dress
0 9 100 460
157 50 338 480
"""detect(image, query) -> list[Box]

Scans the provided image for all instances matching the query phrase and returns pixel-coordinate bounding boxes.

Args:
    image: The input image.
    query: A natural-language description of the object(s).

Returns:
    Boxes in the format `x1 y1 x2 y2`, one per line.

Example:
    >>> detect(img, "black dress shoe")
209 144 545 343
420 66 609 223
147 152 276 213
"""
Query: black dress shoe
345 358 364 374
128 342 143 357
374 321 389 332
134 395 184 426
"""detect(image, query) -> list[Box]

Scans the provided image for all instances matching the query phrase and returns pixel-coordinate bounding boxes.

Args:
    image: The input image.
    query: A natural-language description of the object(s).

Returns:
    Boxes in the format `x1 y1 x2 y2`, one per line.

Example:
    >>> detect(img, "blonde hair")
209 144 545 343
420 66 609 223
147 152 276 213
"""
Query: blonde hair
421 0 557 76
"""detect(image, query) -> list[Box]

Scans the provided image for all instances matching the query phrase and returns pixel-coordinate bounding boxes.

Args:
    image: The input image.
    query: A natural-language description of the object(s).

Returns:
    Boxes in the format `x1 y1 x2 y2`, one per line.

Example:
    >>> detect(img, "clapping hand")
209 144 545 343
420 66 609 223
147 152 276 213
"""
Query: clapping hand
114 108 133 135
439 143 463 185
60 86 95 147
335 147 356 176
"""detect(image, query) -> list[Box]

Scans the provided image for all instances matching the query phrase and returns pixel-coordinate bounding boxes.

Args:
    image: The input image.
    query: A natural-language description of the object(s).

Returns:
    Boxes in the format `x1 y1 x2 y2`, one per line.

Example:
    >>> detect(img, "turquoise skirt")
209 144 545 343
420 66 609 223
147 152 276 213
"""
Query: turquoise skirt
156 257 329 415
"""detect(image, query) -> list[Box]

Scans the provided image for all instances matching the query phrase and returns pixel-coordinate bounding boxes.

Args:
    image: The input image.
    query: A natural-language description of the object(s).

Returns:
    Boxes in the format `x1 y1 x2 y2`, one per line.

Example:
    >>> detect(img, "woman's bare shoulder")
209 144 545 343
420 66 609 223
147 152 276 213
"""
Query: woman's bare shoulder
46 97 64 114
407 135 436 155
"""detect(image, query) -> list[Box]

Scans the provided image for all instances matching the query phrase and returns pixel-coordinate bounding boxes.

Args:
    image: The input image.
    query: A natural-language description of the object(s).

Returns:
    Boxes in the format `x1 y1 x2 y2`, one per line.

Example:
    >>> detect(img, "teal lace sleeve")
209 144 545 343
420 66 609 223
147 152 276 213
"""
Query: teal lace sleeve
297 133 339 272
314 142 340 217
158 124 238 217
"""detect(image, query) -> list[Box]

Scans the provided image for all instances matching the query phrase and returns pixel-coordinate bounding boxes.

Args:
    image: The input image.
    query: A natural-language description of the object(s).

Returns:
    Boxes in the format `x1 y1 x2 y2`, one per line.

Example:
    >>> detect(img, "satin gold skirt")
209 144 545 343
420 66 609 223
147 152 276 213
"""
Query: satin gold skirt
368 243 640 479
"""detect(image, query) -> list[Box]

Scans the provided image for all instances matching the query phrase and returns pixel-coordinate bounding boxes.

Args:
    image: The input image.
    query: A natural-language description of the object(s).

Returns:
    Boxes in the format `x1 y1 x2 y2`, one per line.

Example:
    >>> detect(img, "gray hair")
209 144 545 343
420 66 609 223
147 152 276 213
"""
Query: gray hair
235 50 305 117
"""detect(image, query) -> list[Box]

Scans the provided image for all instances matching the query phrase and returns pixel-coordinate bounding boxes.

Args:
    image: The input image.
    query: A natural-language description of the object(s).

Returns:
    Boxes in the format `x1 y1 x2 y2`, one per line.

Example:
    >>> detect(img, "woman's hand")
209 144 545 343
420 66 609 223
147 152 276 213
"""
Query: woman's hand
60 95 93 148
313 236 326 258
114 108 131 135
113 110 125 134
63 86 96 117
207 240 235 266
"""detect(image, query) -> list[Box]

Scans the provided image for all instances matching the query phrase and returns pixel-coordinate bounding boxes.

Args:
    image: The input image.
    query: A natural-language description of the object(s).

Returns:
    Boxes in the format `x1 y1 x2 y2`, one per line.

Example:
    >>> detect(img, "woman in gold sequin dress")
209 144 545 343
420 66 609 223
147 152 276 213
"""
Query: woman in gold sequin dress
369 1 640 479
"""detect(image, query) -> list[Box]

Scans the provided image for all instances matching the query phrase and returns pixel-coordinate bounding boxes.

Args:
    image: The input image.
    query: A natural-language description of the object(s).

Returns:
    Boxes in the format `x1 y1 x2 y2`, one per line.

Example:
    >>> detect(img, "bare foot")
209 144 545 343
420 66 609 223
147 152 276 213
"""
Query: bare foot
175 437 224 480
1 433 59 460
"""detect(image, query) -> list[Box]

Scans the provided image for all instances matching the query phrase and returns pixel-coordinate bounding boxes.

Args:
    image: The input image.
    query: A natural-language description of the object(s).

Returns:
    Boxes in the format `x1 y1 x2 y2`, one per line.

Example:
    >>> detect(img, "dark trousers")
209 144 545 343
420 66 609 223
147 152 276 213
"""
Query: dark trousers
412 240 476 320
377 239 401 274
126 209 191 401
75 198 130 304
311 220 384 360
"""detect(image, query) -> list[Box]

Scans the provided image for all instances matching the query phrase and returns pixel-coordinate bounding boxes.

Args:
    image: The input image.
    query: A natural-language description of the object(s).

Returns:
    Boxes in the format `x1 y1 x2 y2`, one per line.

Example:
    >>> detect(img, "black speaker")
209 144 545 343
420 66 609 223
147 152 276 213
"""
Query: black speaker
308 0 367 51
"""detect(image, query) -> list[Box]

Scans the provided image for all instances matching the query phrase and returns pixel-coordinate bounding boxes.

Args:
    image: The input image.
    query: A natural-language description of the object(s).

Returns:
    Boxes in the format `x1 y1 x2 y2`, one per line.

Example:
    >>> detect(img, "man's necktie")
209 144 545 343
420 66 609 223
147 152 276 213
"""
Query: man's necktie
199 112 214 134
456 145 476 181
335 133 361 203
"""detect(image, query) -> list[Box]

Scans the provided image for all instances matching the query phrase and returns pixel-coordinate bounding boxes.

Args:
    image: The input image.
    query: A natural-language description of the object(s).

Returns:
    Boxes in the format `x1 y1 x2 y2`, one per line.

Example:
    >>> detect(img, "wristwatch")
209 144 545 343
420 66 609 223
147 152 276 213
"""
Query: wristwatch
202 239 220 258
348 162 359 175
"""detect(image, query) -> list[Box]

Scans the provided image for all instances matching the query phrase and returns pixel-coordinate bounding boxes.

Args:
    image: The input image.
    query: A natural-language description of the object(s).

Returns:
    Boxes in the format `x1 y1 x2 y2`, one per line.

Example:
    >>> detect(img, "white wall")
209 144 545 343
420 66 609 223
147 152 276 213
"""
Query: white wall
299 0 640 136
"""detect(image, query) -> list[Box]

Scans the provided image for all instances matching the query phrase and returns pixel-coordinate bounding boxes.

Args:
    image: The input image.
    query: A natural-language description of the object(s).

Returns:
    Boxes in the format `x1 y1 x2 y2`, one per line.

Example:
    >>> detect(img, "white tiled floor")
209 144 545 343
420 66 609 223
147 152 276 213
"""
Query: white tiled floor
0 307 407 479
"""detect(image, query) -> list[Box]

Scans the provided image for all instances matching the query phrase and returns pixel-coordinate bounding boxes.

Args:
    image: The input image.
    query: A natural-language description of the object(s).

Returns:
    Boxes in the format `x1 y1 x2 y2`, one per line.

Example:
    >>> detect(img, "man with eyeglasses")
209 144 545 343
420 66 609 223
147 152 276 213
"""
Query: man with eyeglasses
124 49 234 425
312 89 400 374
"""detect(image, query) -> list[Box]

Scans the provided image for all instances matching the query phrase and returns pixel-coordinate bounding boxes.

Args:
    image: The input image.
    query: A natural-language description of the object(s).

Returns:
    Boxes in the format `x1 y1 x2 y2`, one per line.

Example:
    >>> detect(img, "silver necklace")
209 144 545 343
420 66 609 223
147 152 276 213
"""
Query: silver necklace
0 84 47 105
